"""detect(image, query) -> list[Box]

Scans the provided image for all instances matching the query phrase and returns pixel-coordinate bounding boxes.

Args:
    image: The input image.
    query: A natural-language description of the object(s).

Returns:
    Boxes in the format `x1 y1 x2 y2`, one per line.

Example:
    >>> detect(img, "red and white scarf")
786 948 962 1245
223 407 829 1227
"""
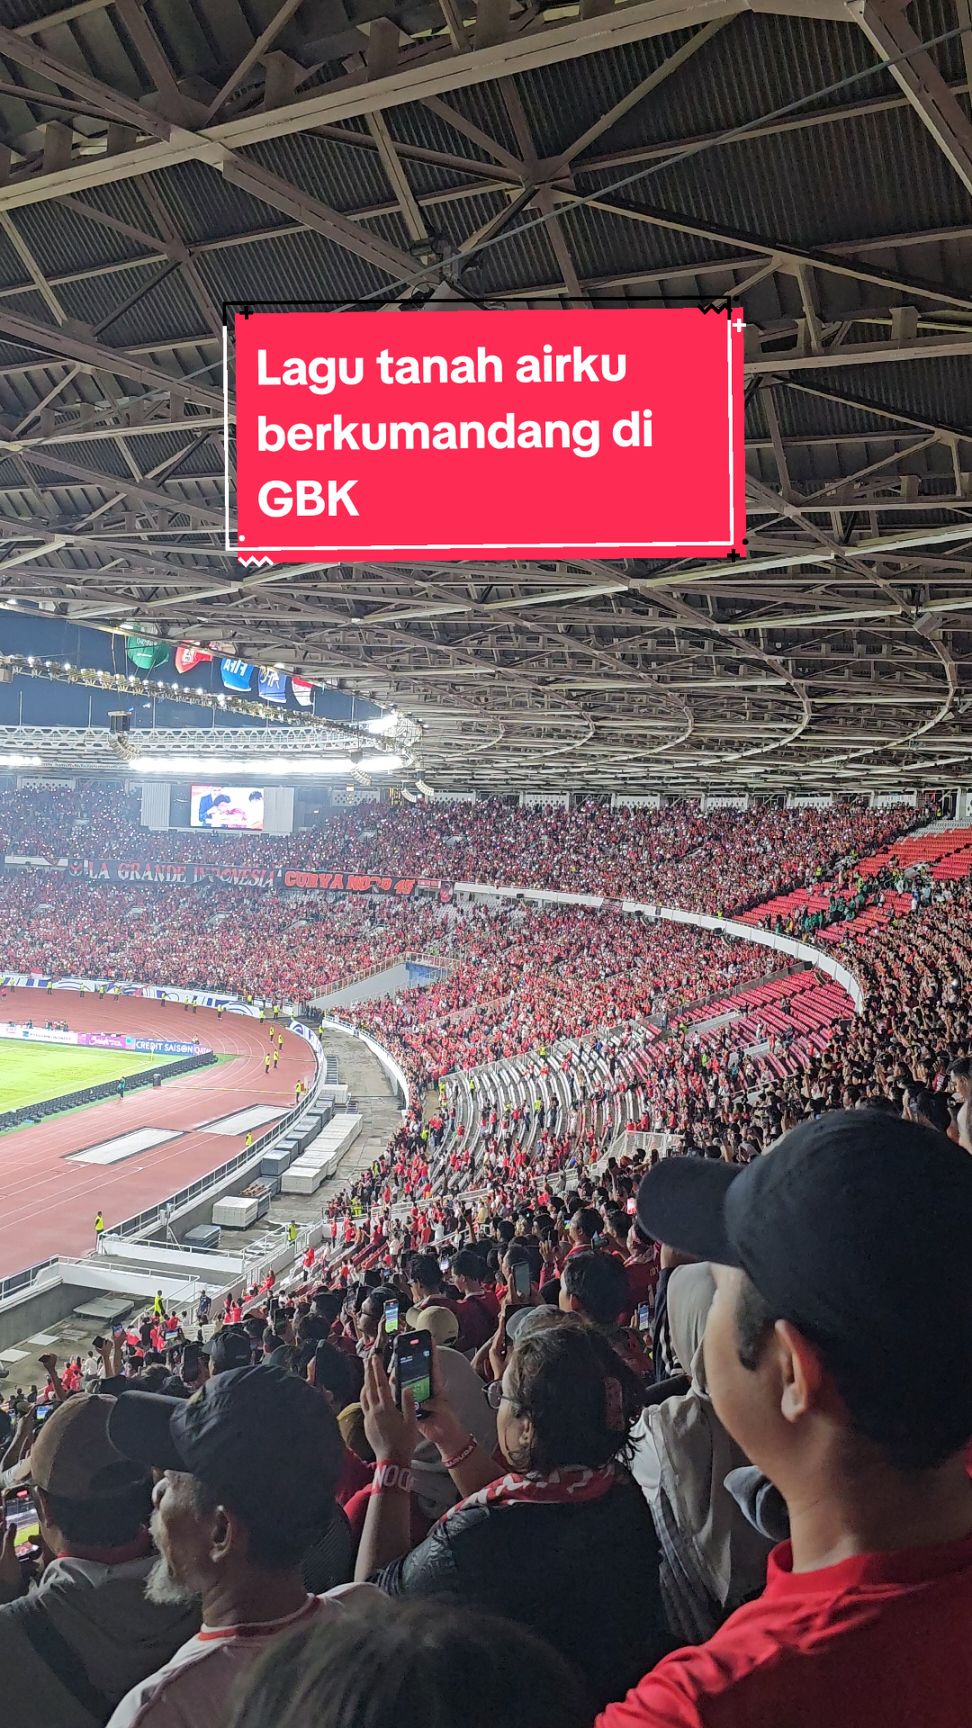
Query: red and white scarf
440 1463 619 1523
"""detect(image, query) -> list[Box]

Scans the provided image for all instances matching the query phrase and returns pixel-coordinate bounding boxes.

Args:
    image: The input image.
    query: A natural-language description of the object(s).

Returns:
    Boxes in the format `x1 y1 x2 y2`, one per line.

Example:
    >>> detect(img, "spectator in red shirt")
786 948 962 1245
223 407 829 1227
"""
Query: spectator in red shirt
451 1249 501 1351
601 1110 972 1728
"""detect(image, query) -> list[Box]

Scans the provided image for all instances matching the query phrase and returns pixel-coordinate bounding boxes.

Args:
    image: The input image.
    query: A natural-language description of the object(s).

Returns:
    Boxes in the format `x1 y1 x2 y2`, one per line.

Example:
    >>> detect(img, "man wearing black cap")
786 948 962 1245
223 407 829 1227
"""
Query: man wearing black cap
600 1111 972 1728
206 1329 252 1376
104 1365 379 1727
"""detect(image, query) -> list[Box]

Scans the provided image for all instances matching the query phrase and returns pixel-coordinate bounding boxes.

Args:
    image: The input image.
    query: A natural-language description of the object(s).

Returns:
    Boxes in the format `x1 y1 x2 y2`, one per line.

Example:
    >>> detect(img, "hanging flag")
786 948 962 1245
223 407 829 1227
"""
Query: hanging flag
292 677 314 710
220 657 253 692
174 644 213 676
126 634 170 672
258 668 287 704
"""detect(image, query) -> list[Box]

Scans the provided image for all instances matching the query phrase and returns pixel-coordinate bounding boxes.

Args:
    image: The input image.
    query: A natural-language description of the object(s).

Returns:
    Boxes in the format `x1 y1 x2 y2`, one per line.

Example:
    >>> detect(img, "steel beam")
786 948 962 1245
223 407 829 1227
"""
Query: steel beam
0 309 224 408
851 0 972 197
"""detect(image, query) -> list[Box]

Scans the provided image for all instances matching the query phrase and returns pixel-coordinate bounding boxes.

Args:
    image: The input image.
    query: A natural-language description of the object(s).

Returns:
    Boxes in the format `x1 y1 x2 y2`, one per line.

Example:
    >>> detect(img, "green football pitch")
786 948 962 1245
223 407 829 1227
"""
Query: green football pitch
0 1041 168 1113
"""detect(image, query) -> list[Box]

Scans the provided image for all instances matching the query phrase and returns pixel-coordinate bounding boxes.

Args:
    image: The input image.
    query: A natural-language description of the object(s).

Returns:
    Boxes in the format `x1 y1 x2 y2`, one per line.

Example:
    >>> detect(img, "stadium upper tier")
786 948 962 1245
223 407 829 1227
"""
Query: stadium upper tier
337 868 972 1223
0 883 789 1034
0 783 922 914
0 785 944 1164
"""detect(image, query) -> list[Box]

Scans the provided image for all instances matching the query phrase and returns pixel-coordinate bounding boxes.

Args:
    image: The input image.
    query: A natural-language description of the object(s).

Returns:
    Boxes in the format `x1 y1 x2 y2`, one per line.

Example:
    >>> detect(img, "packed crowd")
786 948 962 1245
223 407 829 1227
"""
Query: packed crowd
0 1104 968 1728
345 906 782 1090
0 782 921 913
0 874 451 1003
0 786 969 1724
0 873 781 1015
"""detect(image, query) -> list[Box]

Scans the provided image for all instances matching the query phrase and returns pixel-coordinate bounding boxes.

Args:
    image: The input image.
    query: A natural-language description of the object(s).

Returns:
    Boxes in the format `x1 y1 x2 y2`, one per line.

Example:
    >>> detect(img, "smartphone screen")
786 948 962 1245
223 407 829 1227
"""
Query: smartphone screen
625 1197 637 1216
637 1302 652 1332
383 1299 399 1335
33 1403 52 1426
8 1489 39 1549
511 1261 531 1299
396 1331 432 1410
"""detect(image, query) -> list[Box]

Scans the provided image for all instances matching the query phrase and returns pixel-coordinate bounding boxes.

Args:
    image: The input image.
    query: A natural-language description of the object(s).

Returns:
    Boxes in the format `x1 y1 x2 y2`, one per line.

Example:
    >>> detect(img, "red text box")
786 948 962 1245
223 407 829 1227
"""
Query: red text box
233 307 745 562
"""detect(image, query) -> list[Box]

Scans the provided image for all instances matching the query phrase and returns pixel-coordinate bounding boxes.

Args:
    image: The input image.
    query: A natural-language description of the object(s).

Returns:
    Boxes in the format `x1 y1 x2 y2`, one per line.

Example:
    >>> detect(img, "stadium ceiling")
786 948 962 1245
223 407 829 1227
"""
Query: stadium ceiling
0 0 971 794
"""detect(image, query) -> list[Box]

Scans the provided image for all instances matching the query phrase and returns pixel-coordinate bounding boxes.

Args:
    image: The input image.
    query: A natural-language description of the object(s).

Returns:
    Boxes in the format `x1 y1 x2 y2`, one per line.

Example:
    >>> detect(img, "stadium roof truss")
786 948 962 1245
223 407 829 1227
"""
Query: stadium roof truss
0 0 971 792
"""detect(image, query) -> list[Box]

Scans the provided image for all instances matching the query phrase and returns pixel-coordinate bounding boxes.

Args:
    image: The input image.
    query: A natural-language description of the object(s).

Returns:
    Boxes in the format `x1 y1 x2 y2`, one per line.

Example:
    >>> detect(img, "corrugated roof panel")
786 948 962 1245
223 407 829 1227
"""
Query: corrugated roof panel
142 0 235 79
0 226 32 294
37 436 136 481
805 356 972 429
550 197 755 283
776 381 953 438
193 224 395 307
54 268 211 347
10 199 155 279
151 160 280 244
245 131 397 216
391 90 517 166
68 177 160 234
560 12 896 160
60 6 147 100
0 0 86 21
99 428 217 472
578 103 972 254
909 0 967 83
0 292 67 371
164 440 222 478
515 21 711 159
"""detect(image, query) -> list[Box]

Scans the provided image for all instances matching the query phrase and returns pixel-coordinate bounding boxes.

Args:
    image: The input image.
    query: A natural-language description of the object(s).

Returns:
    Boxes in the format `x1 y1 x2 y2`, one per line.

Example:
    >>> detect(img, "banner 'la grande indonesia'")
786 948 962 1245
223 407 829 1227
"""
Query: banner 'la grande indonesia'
232 308 746 562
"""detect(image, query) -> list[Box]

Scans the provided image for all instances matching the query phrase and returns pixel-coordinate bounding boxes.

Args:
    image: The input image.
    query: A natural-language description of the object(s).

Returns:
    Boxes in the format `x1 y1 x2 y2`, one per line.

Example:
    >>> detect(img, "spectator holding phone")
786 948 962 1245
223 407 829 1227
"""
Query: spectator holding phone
355 1317 668 1709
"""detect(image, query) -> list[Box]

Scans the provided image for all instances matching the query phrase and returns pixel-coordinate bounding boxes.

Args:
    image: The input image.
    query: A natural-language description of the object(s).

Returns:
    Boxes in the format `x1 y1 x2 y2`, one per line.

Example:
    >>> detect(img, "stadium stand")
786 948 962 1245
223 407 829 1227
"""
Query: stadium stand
2 0 972 1710
1 790 970 1728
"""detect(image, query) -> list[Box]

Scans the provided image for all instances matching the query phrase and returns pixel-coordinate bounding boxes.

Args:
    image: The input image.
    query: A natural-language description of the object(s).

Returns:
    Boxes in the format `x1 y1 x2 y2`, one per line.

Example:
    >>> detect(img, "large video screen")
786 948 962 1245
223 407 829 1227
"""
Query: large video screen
190 785 265 831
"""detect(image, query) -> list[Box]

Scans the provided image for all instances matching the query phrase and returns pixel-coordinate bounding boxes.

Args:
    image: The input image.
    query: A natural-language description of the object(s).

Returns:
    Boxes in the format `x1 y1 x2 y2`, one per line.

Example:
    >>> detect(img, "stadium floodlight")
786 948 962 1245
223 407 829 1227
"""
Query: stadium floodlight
130 752 404 776
367 710 399 735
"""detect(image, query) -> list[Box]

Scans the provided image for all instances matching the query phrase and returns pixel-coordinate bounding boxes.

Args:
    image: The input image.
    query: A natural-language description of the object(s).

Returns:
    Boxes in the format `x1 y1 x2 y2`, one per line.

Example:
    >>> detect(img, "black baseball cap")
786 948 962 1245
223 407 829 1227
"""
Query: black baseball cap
638 1110 972 1373
209 1330 252 1374
107 1364 343 1518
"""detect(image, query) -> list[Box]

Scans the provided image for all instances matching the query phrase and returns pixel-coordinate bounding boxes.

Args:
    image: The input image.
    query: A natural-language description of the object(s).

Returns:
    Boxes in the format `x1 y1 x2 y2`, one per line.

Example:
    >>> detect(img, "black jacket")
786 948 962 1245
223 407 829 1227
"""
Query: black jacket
374 1472 668 1708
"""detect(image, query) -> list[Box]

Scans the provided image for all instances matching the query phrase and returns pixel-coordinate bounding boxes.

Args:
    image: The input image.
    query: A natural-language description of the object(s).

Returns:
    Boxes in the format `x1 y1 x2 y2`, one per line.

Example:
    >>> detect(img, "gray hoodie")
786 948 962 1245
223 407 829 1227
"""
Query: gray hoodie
0 1549 198 1727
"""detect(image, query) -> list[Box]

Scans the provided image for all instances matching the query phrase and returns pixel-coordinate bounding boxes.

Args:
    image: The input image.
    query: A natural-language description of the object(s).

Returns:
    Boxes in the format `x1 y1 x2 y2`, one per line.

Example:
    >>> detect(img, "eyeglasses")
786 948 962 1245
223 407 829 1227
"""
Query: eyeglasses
484 1379 515 1411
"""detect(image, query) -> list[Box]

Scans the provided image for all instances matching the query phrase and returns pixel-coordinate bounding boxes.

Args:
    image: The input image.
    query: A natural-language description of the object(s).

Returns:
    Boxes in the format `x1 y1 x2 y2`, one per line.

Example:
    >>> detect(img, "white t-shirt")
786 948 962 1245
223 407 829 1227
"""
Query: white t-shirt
106 1584 381 1727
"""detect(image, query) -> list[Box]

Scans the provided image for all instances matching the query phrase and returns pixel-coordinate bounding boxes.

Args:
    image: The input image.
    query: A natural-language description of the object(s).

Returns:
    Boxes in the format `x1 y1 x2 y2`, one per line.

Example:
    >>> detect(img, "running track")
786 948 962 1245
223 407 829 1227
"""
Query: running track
0 989 314 1279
